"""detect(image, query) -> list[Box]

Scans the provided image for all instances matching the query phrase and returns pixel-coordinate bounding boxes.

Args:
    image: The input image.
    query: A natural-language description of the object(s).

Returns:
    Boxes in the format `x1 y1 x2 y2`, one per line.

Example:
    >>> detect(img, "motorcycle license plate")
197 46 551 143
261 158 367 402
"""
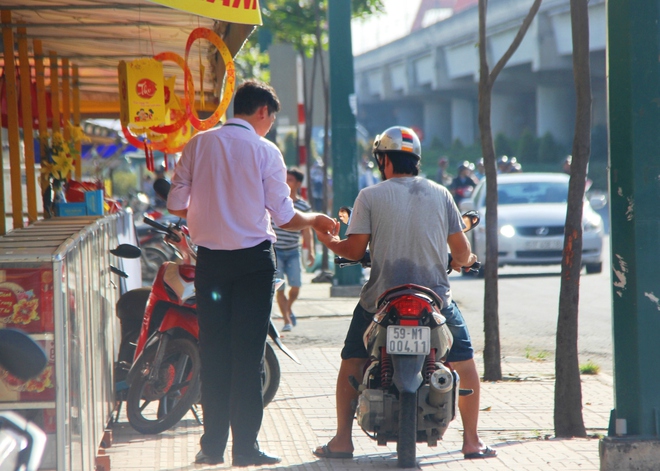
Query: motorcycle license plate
386 326 431 355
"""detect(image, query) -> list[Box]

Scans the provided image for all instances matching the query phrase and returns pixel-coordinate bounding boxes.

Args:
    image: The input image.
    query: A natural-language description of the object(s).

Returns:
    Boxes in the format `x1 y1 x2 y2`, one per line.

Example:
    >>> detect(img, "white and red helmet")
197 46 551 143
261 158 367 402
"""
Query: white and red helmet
372 126 422 160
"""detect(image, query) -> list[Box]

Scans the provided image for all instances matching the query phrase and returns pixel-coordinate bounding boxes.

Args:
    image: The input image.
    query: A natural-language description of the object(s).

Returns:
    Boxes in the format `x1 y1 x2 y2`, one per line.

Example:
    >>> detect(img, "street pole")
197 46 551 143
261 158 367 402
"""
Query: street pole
328 0 361 293
601 1 660 469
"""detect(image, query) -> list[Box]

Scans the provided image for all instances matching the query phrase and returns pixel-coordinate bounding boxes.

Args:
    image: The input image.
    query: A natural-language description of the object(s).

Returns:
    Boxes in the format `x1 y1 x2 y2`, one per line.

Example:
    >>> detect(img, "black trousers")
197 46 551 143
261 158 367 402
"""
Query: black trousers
195 241 276 458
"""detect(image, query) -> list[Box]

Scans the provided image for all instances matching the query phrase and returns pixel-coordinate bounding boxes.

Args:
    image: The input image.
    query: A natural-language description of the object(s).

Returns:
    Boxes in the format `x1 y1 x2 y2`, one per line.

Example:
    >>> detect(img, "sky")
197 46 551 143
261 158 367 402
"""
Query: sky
351 0 423 56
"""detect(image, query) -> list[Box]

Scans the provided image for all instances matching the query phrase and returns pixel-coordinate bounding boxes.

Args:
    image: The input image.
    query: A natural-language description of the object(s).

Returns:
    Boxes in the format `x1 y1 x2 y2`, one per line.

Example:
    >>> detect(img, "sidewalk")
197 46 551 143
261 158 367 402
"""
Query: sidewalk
104 272 612 470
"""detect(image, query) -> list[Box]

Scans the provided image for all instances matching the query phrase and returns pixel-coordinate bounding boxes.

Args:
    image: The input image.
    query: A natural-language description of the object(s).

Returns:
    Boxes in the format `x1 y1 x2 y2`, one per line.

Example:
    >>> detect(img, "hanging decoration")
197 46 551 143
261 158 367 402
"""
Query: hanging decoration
117 28 236 168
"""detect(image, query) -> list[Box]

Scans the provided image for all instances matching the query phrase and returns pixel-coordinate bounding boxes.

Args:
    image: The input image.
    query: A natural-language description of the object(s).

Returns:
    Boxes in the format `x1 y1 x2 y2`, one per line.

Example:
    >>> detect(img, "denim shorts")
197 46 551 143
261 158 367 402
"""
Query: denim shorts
275 247 302 290
341 300 474 363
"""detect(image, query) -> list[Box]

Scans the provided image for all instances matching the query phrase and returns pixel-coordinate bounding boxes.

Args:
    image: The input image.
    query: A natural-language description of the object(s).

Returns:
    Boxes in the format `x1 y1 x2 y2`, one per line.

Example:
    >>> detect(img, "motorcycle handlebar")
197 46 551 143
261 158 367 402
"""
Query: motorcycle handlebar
142 216 181 242
335 251 371 268
446 254 481 274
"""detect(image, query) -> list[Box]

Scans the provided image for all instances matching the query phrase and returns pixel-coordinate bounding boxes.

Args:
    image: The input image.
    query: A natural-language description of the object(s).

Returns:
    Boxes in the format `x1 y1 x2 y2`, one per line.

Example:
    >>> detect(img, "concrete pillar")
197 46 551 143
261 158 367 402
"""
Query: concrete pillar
423 100 451 146
536 85 575 146
393 105 420 130
492 93 534 139
450 98 474 145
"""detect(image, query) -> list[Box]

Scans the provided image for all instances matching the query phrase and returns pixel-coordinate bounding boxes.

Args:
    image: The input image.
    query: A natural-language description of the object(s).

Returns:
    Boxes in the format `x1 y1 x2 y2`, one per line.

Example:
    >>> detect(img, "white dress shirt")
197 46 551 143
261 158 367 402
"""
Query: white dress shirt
167 118 295 250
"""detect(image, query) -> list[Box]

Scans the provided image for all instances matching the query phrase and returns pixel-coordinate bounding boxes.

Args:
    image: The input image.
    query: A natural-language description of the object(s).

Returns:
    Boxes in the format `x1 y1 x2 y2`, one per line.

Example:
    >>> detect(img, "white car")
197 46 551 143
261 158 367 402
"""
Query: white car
458 173 604 274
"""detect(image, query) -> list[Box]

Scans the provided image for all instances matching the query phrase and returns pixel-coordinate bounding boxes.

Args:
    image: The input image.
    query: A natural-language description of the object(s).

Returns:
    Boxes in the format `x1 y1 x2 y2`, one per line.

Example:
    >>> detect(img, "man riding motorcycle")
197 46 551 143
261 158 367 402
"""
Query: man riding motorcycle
313 126 497 461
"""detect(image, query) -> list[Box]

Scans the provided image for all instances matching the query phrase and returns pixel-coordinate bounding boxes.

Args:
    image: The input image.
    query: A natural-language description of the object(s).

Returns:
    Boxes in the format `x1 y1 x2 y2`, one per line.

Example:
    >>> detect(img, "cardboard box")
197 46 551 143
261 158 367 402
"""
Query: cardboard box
118 58 166 128
85 190 104 216
55 202 87 217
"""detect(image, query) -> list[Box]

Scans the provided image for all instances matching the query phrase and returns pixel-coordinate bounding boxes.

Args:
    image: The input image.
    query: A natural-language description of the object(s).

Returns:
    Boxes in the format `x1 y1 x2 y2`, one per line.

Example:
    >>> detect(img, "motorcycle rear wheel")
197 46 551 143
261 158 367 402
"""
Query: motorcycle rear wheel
126 338 201 434
262 342 280 407
397 391 418 468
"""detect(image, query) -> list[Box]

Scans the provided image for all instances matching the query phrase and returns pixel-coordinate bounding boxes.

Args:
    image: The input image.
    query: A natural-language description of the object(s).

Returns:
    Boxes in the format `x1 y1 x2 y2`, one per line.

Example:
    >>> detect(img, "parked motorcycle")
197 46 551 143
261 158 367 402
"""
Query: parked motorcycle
334 210 480 468
110 179 299 435
135 212 181 284
0 329 48 471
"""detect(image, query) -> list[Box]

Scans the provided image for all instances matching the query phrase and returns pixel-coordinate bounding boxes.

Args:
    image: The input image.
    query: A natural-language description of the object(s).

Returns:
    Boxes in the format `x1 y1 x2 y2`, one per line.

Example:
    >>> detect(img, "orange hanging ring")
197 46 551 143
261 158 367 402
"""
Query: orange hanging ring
184 28 235 131
150 51 193 135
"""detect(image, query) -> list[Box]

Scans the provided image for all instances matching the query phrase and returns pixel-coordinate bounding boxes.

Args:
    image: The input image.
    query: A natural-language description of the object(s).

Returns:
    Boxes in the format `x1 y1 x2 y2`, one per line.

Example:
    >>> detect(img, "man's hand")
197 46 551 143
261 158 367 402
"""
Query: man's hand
314 228 340 247
450 252 478 272
307 250 316 266
313 214 339 236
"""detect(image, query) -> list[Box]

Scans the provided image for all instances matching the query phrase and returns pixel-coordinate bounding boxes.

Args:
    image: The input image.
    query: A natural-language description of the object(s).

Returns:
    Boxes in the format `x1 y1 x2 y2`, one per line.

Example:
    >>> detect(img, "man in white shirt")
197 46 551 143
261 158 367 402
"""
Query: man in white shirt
168 80 337 467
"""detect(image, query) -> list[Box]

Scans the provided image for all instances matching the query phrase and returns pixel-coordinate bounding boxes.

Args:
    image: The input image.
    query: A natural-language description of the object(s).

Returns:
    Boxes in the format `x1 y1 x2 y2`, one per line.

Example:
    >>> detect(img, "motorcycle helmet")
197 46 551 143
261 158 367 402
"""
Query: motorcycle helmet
372 126 421 160
458 161 473 173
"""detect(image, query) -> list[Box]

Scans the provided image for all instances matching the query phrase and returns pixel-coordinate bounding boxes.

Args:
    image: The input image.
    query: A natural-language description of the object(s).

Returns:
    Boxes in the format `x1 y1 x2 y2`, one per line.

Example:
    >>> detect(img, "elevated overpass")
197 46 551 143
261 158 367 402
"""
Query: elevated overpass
354 0 606 148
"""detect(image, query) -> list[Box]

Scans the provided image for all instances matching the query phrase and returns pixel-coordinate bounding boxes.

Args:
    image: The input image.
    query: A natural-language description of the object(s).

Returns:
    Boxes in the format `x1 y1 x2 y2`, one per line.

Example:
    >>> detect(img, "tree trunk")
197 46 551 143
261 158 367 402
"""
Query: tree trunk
478 0 502 381
554 0 590 438
477 0 541 381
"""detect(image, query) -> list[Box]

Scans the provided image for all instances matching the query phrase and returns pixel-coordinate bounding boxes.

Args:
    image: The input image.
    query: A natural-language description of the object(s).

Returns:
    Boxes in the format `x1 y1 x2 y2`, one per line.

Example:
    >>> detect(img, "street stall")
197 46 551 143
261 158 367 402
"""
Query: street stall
0 1 261 469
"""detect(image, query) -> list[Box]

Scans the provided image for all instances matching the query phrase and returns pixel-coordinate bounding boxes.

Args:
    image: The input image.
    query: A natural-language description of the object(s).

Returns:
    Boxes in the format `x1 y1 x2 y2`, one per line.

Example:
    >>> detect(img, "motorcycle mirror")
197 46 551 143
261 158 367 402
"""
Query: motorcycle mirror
153 178 171 200
462 210 480 232
0 329 48 380
110 265 129 278
110 244 142 259
337 206 352 225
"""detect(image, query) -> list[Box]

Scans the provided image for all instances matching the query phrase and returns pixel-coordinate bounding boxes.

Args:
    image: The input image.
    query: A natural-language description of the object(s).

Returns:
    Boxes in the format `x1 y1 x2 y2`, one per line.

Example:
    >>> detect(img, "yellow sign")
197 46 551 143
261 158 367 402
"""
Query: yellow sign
118 59 166 128
147 0 262 25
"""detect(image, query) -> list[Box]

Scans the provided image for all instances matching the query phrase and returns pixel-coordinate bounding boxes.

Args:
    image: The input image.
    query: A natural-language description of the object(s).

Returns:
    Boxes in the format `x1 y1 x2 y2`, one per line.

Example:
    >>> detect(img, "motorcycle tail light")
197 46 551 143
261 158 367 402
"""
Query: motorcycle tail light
389 295 431 317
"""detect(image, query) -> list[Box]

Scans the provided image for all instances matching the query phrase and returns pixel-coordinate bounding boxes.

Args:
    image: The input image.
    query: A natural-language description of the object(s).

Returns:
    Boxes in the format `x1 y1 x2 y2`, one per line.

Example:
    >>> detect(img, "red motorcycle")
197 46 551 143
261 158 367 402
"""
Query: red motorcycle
334 210 480 468
111 182 299 435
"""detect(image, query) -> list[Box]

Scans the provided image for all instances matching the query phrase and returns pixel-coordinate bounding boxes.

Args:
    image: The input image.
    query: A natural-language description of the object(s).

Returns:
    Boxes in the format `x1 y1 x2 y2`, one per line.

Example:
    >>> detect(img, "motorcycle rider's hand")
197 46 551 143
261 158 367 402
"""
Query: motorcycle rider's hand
314 227 338 246
450 252 477 272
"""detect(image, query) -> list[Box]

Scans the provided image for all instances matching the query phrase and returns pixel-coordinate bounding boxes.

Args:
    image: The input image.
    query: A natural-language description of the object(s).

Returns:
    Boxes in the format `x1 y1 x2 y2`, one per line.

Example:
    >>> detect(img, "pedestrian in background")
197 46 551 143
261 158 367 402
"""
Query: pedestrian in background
435 156 451 186
272 167 316 332
167 80 337 467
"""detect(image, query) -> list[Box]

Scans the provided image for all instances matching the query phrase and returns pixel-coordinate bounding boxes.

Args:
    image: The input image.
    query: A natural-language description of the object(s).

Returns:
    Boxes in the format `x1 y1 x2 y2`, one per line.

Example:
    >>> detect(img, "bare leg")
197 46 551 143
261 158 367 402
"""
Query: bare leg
287 287 300 314
276 290 291 325
315 357 367 454
452 358 491 455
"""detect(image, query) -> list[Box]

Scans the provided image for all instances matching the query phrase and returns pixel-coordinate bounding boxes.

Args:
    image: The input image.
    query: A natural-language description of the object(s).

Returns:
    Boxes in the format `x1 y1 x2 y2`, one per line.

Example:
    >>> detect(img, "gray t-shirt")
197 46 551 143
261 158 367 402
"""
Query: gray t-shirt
346 176 464 312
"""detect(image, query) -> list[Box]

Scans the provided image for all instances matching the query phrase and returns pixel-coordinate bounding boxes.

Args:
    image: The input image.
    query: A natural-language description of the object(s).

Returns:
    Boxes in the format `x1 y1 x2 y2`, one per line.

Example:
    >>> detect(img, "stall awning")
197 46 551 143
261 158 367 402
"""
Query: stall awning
0 1 256 117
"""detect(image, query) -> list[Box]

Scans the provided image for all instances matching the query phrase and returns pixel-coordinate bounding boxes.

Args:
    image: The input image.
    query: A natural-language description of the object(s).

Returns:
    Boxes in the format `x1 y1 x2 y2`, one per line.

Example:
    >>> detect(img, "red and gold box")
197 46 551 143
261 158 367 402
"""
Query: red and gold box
0 267 54 333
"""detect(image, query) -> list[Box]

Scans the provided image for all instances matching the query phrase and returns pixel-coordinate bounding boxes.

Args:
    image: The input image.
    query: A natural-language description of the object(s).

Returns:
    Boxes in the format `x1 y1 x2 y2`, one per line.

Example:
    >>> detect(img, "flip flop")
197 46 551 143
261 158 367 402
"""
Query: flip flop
290 313 297 326
312 444 353 459
464 446 497 460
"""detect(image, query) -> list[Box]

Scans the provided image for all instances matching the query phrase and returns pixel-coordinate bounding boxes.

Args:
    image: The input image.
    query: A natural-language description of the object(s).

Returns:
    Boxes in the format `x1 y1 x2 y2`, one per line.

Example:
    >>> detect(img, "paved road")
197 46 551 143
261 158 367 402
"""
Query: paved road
279 236 614 375
451 236 613 375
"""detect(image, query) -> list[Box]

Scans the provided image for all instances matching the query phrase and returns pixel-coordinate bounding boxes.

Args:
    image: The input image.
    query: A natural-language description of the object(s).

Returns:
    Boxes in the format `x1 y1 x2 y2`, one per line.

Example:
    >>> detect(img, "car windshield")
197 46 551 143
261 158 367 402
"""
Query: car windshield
497 181 568 205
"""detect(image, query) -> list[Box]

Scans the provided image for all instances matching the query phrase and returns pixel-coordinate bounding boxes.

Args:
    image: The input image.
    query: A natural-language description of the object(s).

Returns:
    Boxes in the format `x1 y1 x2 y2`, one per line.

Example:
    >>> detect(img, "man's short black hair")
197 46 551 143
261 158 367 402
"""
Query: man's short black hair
287 167 304 183
378 151 420 176
233 79 281 116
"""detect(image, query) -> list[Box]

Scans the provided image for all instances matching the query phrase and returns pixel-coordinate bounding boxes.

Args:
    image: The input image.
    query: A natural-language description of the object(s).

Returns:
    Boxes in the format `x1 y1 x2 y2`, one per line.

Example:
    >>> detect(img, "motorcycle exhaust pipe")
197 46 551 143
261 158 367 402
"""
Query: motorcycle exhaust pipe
428 363 454 406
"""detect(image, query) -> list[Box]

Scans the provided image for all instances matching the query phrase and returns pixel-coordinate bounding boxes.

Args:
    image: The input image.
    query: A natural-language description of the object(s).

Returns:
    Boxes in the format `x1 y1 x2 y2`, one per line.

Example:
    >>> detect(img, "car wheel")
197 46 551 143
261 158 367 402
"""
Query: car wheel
585 262 602 274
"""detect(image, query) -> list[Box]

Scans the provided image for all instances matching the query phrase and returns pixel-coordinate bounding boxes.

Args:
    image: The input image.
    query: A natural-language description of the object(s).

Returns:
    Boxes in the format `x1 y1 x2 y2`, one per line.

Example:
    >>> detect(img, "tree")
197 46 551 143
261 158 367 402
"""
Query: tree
262 0 383 275
516 128 538 163
554 0 590 438
478 0 542 381
262 0 383 191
